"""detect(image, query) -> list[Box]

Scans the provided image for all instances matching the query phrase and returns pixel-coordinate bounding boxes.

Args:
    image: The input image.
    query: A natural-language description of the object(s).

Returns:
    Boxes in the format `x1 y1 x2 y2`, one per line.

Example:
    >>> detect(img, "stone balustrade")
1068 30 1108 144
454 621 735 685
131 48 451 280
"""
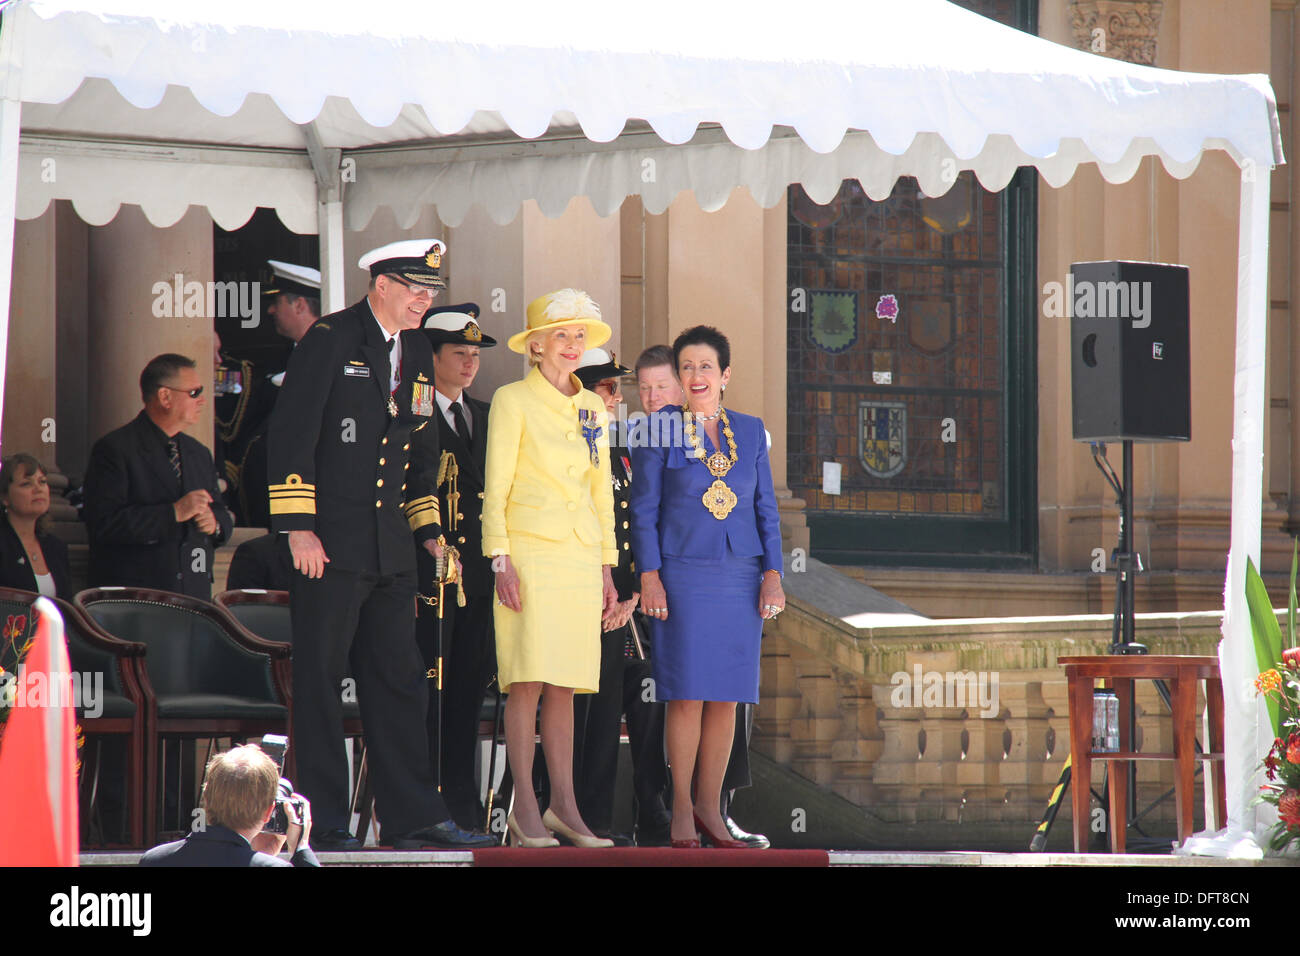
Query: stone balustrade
756 599 1230 848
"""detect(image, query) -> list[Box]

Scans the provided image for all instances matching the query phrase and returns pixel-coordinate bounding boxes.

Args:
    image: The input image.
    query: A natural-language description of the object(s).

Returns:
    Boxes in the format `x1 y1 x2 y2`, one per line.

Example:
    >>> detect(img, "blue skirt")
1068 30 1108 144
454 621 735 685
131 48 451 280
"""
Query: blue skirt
651 550 763 703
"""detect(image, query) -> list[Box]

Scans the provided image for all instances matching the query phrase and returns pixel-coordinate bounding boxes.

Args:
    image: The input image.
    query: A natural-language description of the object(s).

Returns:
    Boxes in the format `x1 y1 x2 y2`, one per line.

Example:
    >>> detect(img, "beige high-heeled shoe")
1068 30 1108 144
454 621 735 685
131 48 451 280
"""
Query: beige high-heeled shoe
507 812 559 848
542 807 614 848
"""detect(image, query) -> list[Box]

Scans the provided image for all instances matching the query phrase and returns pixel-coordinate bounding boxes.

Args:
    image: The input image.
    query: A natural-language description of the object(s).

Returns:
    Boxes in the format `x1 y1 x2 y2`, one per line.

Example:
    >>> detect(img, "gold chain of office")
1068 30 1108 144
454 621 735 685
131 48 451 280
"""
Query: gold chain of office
683 406 739 520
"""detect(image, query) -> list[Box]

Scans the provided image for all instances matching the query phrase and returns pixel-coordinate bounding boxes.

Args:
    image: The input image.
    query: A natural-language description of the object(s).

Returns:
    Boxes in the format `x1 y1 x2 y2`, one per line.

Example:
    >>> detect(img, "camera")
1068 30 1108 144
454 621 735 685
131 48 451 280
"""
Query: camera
259 734 306 835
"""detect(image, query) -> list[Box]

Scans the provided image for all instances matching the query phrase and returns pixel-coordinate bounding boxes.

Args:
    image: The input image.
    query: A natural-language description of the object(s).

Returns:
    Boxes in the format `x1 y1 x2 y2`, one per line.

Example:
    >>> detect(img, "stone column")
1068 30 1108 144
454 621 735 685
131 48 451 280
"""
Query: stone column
619 198 647 367
4 208 58 467
1289 4 1300 534
1039 0 1279 588
86 206 215 450
1169 1 1282 575
434 198 620 400
655 188 808 552
55 200 89 482
522 196 621 353
441 204 521 401
764 195 810 552
644 201 671 352
664 190 764 406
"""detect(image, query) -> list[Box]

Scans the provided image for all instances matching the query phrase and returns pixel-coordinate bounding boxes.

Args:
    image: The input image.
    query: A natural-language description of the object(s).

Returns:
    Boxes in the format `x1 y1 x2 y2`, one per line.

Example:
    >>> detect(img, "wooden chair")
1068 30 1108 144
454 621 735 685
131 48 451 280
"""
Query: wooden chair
74 587 290 845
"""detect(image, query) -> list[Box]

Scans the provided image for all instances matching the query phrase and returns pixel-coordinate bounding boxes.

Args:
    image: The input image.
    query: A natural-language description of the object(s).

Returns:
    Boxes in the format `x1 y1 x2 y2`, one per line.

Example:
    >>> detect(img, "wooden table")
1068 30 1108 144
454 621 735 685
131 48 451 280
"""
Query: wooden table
1059 655 1225 853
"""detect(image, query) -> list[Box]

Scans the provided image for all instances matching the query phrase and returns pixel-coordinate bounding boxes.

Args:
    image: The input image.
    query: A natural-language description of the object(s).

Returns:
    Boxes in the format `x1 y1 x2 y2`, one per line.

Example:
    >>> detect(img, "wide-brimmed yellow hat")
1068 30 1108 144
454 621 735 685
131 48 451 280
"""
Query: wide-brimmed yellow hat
508 288 613 354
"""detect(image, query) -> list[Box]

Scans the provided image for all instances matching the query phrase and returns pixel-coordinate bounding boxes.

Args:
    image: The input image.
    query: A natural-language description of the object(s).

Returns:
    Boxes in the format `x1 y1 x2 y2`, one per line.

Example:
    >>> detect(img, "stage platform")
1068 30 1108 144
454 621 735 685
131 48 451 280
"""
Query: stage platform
78 848 1299 867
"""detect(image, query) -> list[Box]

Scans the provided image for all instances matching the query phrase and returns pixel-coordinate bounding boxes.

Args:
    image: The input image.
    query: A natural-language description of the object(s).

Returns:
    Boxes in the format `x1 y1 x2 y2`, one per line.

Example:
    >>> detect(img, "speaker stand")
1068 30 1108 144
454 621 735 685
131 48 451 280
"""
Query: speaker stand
1091 440 1147 846
1032 442 1208 851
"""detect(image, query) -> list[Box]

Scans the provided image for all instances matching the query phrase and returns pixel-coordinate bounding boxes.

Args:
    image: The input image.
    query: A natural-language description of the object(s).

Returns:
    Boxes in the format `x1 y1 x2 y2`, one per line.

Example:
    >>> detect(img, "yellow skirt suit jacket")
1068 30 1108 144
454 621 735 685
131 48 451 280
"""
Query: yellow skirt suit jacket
482 365 619 693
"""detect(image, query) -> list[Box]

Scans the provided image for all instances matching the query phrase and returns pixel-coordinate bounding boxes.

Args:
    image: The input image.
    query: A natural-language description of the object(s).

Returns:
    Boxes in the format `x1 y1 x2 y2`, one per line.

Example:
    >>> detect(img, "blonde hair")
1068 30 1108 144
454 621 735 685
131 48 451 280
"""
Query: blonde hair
201 745 279 831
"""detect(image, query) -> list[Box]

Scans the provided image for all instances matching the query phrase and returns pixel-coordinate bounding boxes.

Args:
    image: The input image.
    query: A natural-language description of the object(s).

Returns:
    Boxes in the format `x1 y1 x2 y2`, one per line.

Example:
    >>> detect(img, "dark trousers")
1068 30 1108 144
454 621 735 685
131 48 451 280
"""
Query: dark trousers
720 702 754 813
290 566 448 837
574 623 668 832
416 592 496 826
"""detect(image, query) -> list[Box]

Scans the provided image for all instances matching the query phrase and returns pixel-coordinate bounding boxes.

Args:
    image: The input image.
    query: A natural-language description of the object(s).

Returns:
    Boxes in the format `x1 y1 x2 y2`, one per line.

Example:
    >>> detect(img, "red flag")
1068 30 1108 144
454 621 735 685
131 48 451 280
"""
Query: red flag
0 598 79 866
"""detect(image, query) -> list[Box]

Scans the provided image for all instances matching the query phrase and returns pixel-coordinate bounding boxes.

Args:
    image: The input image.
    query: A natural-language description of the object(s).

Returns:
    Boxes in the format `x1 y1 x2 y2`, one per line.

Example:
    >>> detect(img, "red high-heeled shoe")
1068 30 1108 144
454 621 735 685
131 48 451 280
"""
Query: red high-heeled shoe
670 836 701 848
693 814 749 849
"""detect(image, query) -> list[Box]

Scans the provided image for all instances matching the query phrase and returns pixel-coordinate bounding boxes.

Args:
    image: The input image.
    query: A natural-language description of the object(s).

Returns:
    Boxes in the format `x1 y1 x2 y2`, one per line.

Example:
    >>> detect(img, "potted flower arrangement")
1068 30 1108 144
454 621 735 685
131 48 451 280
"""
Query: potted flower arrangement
1247 541 1300 850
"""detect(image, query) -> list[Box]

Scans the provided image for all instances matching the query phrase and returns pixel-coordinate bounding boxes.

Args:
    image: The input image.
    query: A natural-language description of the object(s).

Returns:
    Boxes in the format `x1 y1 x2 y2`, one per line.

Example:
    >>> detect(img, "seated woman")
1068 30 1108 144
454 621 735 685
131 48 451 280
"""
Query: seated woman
629 325 785 848
0 453 71 598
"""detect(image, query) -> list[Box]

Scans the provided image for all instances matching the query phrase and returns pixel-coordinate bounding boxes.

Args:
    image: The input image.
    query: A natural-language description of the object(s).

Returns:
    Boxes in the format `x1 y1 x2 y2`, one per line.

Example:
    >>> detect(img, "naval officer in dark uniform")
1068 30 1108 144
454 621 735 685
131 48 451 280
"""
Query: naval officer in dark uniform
572 349 672 845
225 260 322 528
415 302 498 830
267 239 492 850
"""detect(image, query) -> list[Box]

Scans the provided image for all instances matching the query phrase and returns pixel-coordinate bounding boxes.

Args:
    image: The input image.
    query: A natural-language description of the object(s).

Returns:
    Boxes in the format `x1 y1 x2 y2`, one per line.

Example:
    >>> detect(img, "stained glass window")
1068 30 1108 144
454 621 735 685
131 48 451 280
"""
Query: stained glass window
785 0 1035 563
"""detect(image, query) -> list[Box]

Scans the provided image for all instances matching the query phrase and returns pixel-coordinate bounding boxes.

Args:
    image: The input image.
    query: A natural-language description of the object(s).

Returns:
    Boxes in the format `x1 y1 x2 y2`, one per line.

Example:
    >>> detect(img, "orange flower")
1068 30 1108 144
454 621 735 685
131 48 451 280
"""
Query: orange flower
1257 669 1283 695
1280 790 1300 829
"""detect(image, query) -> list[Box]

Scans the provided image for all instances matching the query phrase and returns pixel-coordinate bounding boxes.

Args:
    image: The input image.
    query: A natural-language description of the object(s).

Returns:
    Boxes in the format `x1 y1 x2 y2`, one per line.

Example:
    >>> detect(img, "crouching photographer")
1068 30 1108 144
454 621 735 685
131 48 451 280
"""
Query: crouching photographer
140 741 319 867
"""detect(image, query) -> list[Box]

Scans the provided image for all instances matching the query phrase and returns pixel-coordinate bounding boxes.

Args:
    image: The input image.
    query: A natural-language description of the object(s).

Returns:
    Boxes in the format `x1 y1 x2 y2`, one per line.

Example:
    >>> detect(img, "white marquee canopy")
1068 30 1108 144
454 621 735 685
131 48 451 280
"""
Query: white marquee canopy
8 0 1282 231
0 0 1286 854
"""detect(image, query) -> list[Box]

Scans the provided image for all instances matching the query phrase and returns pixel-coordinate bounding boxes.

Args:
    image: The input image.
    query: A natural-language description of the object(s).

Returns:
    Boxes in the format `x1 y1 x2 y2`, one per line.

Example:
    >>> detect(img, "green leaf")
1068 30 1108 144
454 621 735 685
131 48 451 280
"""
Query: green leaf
1246 555 1284 738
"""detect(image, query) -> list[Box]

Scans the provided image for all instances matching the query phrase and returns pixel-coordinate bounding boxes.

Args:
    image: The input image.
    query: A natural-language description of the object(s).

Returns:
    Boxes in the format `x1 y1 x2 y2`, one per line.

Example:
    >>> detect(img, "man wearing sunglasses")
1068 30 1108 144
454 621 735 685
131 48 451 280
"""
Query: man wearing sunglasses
84 353 233 600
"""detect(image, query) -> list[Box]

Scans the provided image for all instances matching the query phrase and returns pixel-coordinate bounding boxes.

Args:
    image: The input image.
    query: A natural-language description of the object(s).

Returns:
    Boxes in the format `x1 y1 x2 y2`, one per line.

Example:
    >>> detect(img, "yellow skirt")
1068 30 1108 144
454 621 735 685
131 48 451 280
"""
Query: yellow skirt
494 530 601 694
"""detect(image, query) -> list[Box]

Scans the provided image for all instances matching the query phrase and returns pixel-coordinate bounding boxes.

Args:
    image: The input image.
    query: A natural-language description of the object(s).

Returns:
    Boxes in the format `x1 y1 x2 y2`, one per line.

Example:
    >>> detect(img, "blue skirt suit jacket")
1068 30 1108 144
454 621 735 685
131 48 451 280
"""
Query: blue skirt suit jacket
628 408 783 703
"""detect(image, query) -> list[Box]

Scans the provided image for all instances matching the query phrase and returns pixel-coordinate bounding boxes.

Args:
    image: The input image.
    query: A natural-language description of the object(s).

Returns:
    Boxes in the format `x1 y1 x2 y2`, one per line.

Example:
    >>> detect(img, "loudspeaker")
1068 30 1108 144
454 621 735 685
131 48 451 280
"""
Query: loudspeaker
1070 260 1190 442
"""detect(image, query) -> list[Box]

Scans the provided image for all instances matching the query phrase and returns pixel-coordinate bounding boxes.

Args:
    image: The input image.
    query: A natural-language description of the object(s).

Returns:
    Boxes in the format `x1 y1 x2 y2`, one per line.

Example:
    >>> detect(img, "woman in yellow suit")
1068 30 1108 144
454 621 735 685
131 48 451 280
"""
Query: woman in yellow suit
483 289 619 848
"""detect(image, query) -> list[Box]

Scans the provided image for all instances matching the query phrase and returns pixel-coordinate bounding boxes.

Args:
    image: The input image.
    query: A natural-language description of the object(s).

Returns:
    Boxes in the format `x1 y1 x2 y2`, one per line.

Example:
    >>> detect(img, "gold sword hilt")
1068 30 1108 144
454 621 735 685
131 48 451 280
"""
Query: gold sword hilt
434 538 466 615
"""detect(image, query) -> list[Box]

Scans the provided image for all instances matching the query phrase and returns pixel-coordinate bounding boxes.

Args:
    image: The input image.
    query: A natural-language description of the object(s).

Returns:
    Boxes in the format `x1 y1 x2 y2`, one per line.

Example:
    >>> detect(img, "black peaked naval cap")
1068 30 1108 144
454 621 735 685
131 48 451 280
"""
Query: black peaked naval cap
422 302 497 347
575 347 633 388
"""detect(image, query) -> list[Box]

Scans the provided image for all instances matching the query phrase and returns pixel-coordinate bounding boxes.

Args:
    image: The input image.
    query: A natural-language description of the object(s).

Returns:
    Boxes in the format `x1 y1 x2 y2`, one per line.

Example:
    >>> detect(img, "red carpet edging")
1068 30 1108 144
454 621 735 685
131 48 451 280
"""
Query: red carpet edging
471 847 830 867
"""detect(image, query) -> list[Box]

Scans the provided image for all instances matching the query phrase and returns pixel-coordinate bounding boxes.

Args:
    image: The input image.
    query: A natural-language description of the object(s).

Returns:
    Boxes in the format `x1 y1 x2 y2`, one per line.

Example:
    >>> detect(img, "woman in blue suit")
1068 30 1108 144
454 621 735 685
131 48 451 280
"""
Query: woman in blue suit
629 325 784 848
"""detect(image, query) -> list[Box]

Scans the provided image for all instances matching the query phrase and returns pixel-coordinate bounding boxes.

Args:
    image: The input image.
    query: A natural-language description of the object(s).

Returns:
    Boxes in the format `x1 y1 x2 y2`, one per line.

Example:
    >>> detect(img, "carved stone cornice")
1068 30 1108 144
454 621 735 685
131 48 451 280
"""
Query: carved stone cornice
1068 0 1164 65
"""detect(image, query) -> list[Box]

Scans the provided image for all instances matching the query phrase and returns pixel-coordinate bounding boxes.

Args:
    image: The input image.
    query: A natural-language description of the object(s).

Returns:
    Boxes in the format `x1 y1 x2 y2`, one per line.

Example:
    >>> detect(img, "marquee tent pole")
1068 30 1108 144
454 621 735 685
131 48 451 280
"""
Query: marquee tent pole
1197 164 1273 855
0 9 23 444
